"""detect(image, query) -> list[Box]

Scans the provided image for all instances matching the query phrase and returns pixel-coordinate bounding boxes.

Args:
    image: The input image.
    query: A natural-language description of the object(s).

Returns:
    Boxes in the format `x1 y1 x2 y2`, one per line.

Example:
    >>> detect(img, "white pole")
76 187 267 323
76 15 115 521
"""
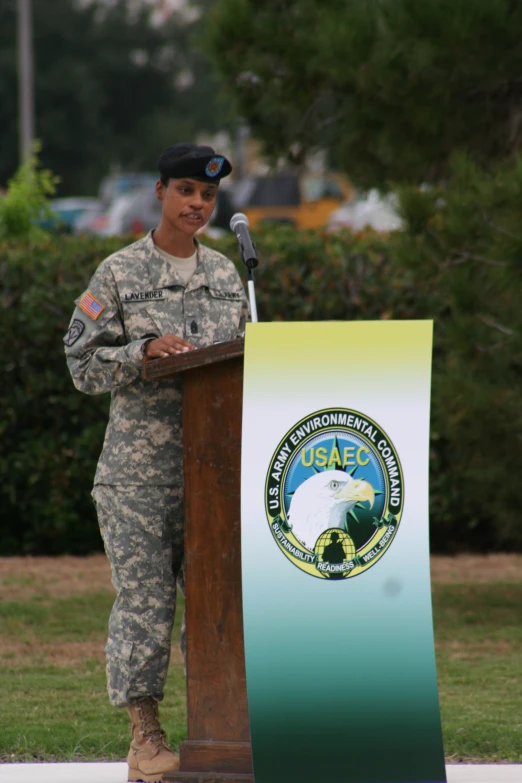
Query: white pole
247 279 258 323
17 0 35 163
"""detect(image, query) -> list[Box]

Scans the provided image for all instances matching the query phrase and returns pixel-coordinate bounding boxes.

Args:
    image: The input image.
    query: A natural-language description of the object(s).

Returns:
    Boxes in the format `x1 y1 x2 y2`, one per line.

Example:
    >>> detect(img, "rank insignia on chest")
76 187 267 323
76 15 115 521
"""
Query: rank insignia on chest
79 291 105 320
186 317 199 336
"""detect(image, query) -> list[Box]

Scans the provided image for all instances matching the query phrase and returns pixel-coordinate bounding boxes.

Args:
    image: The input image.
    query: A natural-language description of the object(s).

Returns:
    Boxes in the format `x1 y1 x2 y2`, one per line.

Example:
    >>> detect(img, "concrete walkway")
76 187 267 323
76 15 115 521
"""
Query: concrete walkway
1 763 521 783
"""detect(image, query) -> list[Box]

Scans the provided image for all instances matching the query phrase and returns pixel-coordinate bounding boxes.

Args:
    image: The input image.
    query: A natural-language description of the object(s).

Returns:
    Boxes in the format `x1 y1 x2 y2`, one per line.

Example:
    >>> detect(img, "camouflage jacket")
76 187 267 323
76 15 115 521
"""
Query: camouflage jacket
64 232 249 485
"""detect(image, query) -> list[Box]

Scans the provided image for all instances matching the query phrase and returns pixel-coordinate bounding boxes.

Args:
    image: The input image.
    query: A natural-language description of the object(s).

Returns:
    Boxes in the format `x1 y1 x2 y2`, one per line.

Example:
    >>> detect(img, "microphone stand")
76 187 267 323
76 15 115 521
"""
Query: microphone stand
244 259 258 323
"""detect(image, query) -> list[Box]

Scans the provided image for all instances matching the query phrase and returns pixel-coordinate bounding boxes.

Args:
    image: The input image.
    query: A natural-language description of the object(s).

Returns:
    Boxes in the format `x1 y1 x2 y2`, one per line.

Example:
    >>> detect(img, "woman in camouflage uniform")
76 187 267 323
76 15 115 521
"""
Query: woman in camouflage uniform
64 144 248 783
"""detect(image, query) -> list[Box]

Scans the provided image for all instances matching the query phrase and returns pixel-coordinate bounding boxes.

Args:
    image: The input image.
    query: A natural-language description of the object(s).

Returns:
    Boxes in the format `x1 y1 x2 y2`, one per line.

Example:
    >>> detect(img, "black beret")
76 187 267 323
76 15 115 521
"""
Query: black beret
157 143 232 183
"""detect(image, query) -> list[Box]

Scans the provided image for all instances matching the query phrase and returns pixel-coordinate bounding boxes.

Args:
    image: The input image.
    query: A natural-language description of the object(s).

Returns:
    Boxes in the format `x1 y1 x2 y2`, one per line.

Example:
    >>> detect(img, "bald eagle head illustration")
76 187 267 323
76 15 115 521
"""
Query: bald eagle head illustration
287 470 375 551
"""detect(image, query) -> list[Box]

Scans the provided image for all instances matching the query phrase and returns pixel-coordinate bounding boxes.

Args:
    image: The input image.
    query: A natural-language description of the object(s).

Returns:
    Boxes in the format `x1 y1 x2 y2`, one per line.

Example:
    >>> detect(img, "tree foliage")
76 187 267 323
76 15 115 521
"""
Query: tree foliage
0 0 231 196
393 154 522 548
0 141 58 240
205 0 522 187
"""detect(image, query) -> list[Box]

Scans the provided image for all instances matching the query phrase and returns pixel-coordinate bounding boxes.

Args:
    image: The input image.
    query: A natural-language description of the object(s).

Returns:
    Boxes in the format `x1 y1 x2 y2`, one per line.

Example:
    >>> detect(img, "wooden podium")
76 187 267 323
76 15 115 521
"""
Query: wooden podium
142 339 253 783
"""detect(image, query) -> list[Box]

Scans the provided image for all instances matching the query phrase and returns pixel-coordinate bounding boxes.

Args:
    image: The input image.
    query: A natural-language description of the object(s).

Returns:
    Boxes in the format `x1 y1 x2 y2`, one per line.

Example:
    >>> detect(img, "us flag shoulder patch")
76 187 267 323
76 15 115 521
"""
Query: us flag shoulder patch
79 291 105 320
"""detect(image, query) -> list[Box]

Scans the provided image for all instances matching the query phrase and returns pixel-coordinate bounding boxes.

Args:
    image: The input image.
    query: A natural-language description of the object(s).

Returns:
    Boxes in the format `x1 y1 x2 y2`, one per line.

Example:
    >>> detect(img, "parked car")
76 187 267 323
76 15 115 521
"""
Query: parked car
38 197 102 234
238 171 352 230
327 190 403 233
85 186 235 238
98 172 158 208
73 201 106 234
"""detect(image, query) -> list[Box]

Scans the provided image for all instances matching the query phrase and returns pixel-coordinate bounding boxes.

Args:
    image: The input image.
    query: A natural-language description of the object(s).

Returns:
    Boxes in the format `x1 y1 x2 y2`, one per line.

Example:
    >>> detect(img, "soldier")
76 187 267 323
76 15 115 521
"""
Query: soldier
64 144 249 783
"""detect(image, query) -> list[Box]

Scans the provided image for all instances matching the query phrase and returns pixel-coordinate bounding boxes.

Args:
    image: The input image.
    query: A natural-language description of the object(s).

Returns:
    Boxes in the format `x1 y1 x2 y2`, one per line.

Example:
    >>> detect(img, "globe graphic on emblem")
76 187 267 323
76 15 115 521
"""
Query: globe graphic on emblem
314 529 356 564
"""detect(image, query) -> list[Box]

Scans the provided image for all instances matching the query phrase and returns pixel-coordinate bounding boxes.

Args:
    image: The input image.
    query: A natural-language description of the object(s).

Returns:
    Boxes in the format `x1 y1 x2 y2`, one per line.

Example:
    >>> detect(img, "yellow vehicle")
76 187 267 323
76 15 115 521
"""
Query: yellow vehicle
241 171 352 230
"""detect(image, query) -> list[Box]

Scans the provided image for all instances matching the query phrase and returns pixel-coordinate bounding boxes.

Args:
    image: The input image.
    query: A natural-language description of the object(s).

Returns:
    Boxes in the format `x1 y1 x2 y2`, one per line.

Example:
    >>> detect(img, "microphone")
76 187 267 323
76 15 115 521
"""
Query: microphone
230 212 259 323
230 213 258 269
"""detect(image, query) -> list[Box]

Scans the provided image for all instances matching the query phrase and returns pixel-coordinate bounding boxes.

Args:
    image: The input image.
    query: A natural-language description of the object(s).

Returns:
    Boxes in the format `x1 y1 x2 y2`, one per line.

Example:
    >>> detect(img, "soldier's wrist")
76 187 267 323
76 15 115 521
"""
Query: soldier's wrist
141 337 157 358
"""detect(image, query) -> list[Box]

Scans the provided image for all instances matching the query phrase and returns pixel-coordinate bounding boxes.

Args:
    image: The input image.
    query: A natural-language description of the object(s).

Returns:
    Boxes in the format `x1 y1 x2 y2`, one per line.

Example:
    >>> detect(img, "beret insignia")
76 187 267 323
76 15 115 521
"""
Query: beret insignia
205 157 225 177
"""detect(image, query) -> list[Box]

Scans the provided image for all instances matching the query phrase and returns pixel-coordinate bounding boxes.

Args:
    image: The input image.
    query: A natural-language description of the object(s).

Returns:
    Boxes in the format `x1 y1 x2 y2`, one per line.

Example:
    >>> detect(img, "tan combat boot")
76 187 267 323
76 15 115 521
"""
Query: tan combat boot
127 697 180 782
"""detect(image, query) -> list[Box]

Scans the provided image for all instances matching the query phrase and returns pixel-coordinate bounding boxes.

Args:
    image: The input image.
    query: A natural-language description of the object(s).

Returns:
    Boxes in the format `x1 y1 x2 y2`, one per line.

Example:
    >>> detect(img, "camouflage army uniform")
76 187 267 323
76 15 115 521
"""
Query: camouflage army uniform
64 231 248 708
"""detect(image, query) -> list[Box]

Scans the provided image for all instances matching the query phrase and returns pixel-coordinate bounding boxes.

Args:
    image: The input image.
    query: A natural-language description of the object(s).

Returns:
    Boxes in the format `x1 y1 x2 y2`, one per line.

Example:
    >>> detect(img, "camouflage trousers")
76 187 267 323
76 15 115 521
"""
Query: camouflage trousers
92 484 185 708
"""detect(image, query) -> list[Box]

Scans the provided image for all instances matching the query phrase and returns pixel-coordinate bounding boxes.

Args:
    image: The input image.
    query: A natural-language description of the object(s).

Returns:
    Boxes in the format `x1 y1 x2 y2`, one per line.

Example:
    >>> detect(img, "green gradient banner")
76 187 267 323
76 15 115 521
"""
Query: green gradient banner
241 322 446 783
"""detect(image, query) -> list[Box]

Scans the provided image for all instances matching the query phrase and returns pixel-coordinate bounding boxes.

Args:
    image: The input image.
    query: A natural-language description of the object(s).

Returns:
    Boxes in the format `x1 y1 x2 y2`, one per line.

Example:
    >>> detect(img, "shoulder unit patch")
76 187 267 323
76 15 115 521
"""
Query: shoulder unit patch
63 318 85 347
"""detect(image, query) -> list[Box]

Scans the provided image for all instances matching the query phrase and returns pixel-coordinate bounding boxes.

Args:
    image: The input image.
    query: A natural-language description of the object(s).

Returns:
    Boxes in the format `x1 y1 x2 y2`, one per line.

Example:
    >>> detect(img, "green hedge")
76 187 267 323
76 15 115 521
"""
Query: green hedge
1 199 521 553
1 237 122 554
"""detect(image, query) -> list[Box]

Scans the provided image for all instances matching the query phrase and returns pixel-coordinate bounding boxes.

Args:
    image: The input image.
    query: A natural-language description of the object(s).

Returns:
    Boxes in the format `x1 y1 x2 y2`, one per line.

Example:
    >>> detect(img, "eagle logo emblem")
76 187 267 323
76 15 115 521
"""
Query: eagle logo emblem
264 407 404 579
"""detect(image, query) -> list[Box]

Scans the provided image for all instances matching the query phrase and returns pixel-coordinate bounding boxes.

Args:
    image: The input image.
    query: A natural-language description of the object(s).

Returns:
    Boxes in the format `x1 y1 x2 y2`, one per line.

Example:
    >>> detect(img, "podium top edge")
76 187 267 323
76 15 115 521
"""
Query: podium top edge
142 337 244 380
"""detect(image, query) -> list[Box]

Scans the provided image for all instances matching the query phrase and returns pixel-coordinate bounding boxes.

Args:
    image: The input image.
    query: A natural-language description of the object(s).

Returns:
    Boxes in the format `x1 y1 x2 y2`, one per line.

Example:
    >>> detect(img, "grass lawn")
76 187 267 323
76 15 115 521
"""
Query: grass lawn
0 558 186 762
0 554 521 763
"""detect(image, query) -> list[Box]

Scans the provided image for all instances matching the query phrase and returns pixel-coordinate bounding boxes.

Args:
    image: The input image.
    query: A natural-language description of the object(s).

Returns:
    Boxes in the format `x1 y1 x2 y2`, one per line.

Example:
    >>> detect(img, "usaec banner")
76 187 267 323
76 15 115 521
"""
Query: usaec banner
240 321 446 783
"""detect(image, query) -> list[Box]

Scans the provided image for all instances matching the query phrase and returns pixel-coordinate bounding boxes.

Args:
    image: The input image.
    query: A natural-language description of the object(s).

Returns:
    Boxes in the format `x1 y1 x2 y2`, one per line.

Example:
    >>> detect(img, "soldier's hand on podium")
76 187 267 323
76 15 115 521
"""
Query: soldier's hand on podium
144 334 196 358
